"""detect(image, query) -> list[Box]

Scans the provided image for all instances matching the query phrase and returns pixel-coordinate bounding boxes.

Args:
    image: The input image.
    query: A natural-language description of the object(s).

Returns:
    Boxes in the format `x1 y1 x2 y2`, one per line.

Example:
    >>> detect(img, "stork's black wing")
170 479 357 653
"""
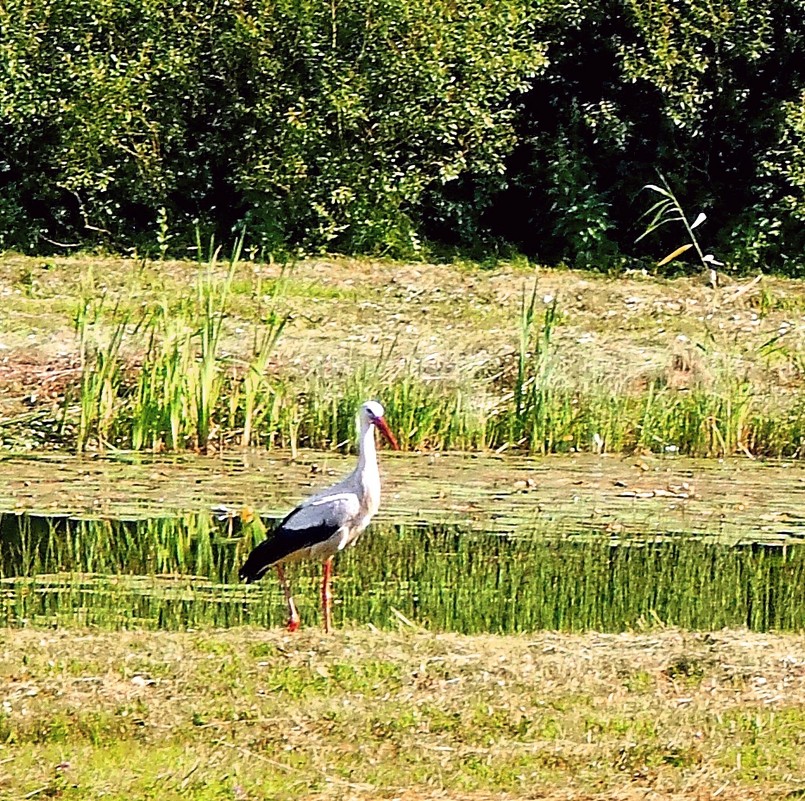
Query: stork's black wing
238 492 359 583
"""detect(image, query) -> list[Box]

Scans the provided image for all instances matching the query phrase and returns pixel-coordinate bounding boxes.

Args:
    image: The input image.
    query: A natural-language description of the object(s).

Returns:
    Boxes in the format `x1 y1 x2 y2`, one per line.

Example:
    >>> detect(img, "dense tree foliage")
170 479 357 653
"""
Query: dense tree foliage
484 0 805 271
0 0 803 271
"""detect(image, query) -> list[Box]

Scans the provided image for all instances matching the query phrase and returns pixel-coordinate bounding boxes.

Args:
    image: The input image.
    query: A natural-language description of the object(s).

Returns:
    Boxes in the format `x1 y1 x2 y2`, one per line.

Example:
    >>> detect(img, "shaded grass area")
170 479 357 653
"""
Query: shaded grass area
1 627 804 800
3 254 805 457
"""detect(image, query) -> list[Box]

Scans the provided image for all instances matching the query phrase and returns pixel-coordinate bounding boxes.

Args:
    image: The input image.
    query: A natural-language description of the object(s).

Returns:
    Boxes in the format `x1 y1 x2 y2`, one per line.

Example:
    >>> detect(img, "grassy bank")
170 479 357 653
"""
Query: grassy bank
2 254 805 457
1 627 804 800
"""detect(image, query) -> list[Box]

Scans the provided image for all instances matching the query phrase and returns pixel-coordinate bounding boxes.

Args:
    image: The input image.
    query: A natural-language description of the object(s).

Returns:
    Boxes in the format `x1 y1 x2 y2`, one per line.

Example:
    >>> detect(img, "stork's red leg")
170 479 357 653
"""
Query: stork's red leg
321 557 333 634
276 564 300 632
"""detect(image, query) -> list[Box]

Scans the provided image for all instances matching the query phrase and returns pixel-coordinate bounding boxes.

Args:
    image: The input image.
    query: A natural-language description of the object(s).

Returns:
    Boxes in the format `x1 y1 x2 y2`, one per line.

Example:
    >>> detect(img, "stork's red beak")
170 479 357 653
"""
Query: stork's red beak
374 415 400 450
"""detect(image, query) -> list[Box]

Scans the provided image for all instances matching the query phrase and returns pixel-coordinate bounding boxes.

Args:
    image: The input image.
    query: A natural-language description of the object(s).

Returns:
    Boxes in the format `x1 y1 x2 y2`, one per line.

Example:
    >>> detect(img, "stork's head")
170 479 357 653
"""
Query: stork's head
361 400 399 450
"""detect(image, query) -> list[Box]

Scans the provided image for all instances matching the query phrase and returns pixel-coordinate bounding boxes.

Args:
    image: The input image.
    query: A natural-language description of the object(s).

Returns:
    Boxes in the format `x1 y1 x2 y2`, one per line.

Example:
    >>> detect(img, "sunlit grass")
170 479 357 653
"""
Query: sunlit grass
64 337 805 459
68 240 288 453
3 254 805 458
2 627 804 800
43 270 805 458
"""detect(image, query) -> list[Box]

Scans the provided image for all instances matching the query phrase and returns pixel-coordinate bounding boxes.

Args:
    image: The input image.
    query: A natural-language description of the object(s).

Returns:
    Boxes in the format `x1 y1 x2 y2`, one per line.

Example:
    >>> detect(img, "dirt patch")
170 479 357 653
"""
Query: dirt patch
0 349 80 407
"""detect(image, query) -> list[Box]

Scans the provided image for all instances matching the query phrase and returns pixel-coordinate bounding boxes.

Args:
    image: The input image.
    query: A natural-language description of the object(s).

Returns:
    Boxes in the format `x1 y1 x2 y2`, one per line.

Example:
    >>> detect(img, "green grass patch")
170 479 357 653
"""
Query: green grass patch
1 627 803 800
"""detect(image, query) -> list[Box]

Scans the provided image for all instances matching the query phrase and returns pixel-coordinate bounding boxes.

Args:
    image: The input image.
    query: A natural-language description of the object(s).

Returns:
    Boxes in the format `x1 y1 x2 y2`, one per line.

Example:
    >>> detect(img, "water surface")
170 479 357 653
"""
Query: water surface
1 451 803 633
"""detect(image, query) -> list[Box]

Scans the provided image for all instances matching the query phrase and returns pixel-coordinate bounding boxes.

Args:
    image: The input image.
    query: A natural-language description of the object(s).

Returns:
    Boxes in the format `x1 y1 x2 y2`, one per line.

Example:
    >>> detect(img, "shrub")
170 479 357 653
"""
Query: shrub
0 0 803 271
0 0 545 257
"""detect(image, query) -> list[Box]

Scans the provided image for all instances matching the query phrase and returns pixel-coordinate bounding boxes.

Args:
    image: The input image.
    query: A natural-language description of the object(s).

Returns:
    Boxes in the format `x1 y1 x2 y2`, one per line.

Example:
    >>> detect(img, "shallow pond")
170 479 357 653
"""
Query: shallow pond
1 451 804 632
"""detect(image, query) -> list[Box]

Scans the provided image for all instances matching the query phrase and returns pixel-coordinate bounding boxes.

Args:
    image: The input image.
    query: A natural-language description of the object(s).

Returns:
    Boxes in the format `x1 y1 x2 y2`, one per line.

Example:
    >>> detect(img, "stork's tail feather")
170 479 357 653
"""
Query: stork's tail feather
239 536 296 583
238 539 276 583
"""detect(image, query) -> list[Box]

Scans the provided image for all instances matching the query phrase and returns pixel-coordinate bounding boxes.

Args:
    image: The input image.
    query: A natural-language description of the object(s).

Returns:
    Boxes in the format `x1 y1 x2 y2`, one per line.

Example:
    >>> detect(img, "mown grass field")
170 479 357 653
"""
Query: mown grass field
0 627 804 800
2 253 805 456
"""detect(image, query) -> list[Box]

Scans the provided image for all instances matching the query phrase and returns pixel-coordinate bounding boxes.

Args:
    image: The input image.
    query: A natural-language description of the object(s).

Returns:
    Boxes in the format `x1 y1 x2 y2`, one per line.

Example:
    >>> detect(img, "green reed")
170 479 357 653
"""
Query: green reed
56 338 805 458
287 363 491 451
507 282 558 449
74 297 129 452
272 368 805 459
239 323 286 448
27 267 805 458
72 239 287 452
193 241 235 451
130 309 193 450
2 512 804 633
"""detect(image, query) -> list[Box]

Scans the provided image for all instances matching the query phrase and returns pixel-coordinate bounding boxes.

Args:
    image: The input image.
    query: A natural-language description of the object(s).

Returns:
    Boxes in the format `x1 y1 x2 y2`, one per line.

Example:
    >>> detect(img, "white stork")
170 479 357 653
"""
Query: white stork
239 400 399 633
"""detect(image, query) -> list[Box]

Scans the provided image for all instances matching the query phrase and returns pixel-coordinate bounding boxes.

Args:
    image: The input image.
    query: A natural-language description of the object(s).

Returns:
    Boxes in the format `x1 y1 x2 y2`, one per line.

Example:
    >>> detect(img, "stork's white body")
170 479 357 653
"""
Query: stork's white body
239 400 397 632
278 418 382 562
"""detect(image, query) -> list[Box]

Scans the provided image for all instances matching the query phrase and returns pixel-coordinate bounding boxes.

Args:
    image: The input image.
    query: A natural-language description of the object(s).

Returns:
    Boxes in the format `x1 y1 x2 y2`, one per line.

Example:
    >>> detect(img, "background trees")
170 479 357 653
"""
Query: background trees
0 0 803 271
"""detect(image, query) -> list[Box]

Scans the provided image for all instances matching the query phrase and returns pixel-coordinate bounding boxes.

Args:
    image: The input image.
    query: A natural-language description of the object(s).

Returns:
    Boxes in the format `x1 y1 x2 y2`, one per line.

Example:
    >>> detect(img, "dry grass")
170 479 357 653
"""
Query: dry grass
1 627 804 800
2 253 805 419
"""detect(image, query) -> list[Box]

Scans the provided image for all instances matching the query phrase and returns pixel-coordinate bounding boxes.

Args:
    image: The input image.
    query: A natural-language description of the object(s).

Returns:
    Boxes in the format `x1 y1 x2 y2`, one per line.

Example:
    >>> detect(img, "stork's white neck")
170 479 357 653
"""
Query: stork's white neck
351 412 382 519
356 414 378 478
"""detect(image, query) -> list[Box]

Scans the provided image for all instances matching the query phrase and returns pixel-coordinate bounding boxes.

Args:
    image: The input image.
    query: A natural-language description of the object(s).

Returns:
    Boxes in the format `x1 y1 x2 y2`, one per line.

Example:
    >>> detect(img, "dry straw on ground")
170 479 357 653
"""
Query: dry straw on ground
1 627 803 800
